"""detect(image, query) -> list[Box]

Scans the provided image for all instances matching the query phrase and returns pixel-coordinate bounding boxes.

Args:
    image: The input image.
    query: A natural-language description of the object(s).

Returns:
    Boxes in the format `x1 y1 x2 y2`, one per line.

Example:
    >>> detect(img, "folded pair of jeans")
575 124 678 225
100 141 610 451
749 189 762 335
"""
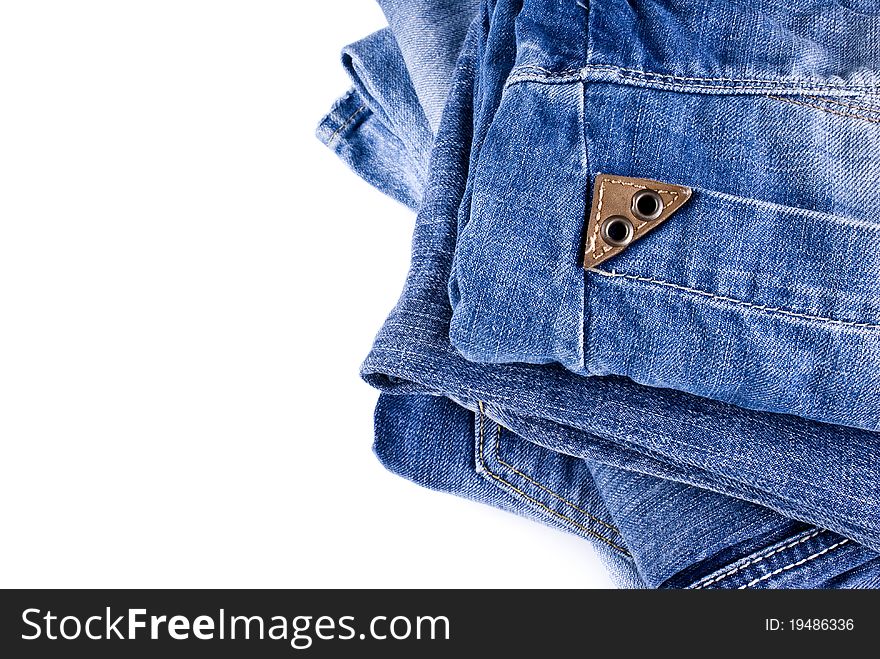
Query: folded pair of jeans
318 0 880 588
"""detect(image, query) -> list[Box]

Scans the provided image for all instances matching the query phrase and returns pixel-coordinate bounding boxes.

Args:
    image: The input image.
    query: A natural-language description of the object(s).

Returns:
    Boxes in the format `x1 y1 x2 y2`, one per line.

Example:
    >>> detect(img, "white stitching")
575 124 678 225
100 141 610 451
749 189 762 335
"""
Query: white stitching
505 64 879 94
589 177 680 259
327 105 367 146
506 74 581 88
592 65 878 89
692 530 823 589
590 269 880 330
739 539 851 589
512 65 583 77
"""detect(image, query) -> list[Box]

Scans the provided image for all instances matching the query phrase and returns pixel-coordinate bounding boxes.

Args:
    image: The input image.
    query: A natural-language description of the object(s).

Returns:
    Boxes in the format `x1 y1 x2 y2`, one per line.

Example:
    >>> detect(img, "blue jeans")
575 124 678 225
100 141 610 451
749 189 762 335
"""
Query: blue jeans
318 0 880 588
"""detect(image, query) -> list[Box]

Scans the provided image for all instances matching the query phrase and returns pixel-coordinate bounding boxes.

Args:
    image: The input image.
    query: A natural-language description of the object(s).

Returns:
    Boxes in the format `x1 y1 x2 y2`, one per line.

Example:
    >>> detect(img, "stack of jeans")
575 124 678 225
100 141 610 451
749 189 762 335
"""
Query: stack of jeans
317 0 880 588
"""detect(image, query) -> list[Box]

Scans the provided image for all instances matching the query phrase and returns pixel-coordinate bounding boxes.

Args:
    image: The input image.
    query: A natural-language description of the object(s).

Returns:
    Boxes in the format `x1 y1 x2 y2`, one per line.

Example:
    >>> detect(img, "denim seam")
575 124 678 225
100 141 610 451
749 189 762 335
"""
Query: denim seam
505 70 583 88
494 425 621 534
590 177 682 261
590 269 880 330
739 538 851 589
505 64 878 95
766 94 880 123
810 96 880 113
326 104 368 146
476 402 629 555
692 529 824 588
587 65 878 91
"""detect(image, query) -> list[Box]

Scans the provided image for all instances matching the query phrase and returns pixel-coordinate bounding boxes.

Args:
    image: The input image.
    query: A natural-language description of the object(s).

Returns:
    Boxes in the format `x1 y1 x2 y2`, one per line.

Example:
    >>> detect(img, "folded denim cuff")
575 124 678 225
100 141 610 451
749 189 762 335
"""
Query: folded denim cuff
317 88 422 210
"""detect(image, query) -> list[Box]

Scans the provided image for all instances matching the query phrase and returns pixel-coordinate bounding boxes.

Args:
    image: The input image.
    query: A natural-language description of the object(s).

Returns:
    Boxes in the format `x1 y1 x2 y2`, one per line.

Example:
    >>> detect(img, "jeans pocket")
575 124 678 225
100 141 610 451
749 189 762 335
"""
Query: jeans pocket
473 402 629 556
583 184 880 431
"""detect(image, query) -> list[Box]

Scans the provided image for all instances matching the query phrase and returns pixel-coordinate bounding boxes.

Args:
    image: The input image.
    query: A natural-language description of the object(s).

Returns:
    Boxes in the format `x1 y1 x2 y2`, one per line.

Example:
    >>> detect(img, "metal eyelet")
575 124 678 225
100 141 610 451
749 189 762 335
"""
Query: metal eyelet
600 215 634 247
631 189 664 221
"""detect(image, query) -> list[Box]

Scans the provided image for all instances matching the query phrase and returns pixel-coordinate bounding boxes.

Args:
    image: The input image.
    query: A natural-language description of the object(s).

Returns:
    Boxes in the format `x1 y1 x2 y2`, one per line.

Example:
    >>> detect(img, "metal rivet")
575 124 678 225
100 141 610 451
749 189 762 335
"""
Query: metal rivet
600 215 634 247
631 189 664 221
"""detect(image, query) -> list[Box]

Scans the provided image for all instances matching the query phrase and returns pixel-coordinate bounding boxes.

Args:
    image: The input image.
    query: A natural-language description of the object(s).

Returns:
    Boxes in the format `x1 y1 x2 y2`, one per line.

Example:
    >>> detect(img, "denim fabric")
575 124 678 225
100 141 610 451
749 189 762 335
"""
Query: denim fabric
374 393 646 588
448 0 880 431
318 0 880 588
316 28 429 210
377 0 481 131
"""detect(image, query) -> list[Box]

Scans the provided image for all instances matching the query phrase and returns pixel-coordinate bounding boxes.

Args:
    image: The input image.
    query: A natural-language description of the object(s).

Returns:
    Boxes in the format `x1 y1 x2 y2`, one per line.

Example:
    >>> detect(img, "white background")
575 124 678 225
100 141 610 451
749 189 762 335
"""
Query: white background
0 1 611 587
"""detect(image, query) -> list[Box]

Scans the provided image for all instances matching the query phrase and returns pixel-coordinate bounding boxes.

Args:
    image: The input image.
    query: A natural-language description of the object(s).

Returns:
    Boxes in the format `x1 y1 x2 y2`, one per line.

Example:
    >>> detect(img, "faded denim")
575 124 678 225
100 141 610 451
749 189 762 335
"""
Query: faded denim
318 0 880 588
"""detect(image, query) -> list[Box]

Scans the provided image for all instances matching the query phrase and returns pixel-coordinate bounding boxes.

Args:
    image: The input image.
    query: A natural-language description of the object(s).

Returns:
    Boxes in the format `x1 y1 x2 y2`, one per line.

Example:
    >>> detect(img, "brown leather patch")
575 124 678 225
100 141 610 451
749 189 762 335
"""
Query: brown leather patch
582 174 692 269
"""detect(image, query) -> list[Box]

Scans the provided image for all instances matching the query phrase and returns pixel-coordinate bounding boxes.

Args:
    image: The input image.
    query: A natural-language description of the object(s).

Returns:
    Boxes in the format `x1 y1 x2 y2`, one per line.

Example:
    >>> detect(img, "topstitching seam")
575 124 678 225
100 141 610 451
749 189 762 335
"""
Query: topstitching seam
692 529 823 588
767 94 880 123
476 403 629 555
327 105 368 146
590 269 880 330
493 424 620 534
739 538 851 589
505 64 878 94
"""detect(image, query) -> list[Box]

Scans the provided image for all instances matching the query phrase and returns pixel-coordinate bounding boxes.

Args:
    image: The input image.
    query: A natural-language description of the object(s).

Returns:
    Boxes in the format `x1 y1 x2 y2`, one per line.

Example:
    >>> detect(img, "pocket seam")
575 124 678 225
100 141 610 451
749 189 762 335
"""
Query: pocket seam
590 268 880 331
767 94 880 124
741 538 852 589
476 402 630 556
692 529 824 588
691 528 854 589
506 64 879 95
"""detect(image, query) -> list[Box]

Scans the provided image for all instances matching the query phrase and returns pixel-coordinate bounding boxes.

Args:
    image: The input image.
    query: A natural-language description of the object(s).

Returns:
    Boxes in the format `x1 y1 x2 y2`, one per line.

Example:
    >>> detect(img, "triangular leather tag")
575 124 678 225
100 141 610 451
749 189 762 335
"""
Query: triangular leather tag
583 174 692 269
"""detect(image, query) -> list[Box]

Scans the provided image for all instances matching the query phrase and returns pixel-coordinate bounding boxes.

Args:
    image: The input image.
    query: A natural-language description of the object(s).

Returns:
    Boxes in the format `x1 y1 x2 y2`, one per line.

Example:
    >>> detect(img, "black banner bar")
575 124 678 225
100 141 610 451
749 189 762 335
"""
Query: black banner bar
0 589 875 657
